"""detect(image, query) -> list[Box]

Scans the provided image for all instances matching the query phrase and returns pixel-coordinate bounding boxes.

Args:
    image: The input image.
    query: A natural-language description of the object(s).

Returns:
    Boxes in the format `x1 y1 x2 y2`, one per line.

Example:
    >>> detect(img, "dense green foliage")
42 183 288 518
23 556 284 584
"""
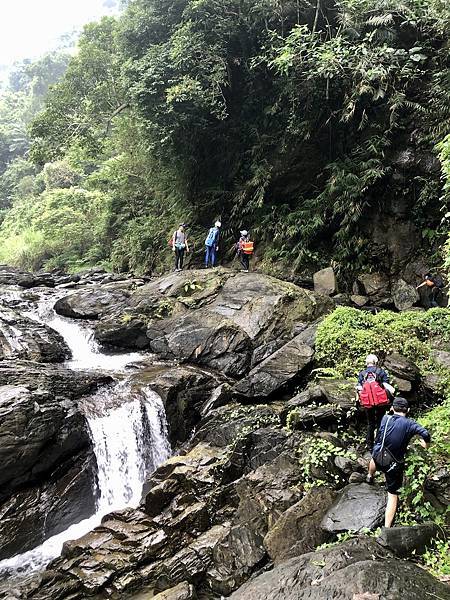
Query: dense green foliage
0 0 449 273
315 305 450 576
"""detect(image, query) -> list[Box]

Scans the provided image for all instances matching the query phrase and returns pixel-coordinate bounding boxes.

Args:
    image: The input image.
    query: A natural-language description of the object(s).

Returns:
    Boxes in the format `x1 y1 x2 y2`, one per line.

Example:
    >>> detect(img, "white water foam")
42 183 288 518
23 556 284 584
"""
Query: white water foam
23 293 143 372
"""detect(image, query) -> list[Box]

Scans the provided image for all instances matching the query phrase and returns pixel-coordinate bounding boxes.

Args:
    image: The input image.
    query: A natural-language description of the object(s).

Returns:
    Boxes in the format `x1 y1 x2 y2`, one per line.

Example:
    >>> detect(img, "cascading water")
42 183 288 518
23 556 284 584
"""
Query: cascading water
0 288 171 582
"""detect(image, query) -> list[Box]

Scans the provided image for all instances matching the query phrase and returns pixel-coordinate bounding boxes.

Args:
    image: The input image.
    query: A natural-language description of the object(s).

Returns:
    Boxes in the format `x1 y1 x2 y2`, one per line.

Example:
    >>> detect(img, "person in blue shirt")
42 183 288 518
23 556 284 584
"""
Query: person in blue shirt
205 221 221 267
366 397 431 527
356 354 394 450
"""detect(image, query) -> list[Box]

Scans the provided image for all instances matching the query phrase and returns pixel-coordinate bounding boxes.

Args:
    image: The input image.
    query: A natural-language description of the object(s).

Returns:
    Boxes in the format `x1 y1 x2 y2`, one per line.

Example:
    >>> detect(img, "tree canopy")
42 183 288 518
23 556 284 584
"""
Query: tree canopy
0 0 449 276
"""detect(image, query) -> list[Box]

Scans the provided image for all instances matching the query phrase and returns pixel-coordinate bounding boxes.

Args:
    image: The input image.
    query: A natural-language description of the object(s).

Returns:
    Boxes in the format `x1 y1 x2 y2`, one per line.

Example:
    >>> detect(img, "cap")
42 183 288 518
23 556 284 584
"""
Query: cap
240 230 248 236
393 397 409 410
215 221 222 227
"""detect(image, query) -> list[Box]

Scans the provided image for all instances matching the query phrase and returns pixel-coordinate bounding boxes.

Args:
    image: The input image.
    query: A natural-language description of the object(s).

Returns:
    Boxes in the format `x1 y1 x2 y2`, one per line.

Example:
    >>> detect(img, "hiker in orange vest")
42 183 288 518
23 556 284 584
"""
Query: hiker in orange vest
356 354 394 451
236 230 253 272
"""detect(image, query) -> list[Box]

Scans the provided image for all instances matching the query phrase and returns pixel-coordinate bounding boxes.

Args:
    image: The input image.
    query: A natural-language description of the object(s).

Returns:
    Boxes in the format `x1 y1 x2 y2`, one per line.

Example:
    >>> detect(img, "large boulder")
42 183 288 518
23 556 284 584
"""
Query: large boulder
0 385 97 559
54 288 129 319
233 335 314 399
392 279 420 311
263 487 337 563
0 360 112 398
356 273 391 305
384 352 420 395
321 483 386 533
147 312 252 377
0 307 70 362
96 270 332 363
229 537 450 600
313 267 337 296
0 451 96 560
377 522 441 558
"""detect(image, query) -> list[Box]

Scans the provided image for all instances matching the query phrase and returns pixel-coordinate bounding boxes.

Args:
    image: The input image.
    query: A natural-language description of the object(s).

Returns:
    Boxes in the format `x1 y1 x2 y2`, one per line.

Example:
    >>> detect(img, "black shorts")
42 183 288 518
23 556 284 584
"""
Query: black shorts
375 461 404 494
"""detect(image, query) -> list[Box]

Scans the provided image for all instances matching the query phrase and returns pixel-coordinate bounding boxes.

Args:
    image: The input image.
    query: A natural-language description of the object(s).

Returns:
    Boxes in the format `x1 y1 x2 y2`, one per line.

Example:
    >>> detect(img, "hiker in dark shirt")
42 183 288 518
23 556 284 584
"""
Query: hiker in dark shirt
356 354 394 451
416 273 444 308
367 397 431 527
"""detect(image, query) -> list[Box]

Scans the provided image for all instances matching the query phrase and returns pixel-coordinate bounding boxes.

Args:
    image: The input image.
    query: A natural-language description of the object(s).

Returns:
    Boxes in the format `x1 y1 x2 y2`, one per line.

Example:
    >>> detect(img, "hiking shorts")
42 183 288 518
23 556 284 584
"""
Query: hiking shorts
380 463 404 494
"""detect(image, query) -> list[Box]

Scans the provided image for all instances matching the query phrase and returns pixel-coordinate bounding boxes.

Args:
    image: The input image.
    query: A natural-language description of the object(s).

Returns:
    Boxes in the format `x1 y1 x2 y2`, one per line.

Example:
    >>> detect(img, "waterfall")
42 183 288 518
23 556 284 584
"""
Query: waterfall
0 384 171 578
0 289 171 580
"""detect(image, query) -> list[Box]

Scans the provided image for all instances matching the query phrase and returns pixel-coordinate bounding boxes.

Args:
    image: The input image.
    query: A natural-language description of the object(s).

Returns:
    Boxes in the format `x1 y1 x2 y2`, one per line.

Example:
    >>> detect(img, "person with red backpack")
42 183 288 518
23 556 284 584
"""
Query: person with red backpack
356 354 393 451
236 230 254 272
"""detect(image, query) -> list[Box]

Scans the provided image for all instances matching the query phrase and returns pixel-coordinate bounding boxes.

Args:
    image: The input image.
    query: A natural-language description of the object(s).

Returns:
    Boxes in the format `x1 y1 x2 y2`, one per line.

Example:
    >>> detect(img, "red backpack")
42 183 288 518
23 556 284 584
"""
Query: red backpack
359 368 389 408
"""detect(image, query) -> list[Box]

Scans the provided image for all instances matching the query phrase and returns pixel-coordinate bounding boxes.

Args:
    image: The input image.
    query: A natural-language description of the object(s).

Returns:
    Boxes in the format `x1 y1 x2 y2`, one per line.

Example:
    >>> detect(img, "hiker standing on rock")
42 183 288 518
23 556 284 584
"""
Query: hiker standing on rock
172 224 189 271
236 230 254 272
205 221 221 268
356 354 394 451
367 397 431 527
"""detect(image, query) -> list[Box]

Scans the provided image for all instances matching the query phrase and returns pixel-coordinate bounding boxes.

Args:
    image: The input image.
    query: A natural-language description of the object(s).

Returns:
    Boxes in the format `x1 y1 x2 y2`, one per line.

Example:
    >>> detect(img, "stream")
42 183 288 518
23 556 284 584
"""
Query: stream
0 288 171 582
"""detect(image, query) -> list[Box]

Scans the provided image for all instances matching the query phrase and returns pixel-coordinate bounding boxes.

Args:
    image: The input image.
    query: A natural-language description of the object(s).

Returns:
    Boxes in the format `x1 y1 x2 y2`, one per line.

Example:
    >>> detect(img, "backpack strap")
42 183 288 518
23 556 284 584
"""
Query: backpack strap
380 415 392 450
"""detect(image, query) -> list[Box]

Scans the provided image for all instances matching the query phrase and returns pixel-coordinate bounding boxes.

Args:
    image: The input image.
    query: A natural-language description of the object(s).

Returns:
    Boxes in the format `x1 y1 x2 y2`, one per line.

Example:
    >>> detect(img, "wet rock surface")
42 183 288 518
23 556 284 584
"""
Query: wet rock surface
0 308 70 362
321 483 386 533
0 384 97 559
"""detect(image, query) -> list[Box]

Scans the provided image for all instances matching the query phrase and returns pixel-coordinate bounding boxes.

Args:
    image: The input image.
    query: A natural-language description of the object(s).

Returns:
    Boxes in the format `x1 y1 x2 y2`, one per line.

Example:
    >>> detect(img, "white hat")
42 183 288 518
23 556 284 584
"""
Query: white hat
240 230 248 236
215 221 221 227
366 354 378 365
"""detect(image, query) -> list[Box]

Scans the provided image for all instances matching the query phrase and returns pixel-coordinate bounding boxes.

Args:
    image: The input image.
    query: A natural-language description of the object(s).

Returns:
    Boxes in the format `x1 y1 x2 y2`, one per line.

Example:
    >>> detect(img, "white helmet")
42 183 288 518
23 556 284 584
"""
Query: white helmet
215 221 221 227
240 230 248 236
366 354 378 365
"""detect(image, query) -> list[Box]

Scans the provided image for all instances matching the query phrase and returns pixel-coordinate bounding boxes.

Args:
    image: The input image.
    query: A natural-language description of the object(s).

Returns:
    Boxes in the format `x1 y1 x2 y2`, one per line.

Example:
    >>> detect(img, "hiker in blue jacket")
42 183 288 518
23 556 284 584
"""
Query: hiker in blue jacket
367 397 431 528
205 221 221 267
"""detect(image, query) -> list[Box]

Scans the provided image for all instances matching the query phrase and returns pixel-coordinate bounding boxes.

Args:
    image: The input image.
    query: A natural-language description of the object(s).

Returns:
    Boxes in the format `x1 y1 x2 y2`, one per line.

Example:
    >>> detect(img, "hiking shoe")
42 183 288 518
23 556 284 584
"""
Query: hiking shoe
366 474 374 485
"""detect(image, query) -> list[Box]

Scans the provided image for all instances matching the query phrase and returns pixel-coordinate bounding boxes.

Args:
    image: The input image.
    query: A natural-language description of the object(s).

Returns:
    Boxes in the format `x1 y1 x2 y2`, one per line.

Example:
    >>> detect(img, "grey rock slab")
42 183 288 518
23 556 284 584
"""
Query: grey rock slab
233 335 314 399
229 537 450 600
264 487 337 563
54 288 129 319
321 483 386 533
313 267 337 296
377 522 441 558
392 278 419 311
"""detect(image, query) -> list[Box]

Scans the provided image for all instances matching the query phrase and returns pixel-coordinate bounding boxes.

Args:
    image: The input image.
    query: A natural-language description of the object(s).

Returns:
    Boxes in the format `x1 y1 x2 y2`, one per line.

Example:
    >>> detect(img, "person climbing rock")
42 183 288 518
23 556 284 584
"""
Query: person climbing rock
205 221 221 267
416 273 445 308
356 354 394 451
172 224 189 271
236 230 254 272
367 397 431 527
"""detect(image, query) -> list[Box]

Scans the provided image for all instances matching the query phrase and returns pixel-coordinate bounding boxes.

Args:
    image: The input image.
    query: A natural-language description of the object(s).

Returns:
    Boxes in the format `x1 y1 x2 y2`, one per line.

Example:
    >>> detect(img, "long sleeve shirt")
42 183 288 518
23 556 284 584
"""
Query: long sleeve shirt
373 414 431 461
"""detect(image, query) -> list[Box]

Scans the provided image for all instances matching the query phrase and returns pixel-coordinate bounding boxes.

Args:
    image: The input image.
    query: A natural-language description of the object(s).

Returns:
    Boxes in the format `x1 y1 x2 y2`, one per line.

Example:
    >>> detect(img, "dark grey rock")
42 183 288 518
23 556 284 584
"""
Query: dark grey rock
0 385 97 559
229 537 450 600
0 307 70 362
377 522 441 557
54 288 129 319
392 279 419 311
264 487 337 563
321 483 386 532
233 335 314 399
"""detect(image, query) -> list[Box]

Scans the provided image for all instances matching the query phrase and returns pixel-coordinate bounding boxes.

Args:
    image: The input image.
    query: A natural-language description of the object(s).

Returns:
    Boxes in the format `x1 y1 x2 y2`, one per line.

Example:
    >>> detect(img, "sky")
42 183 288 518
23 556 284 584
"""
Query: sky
0 0 121 67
